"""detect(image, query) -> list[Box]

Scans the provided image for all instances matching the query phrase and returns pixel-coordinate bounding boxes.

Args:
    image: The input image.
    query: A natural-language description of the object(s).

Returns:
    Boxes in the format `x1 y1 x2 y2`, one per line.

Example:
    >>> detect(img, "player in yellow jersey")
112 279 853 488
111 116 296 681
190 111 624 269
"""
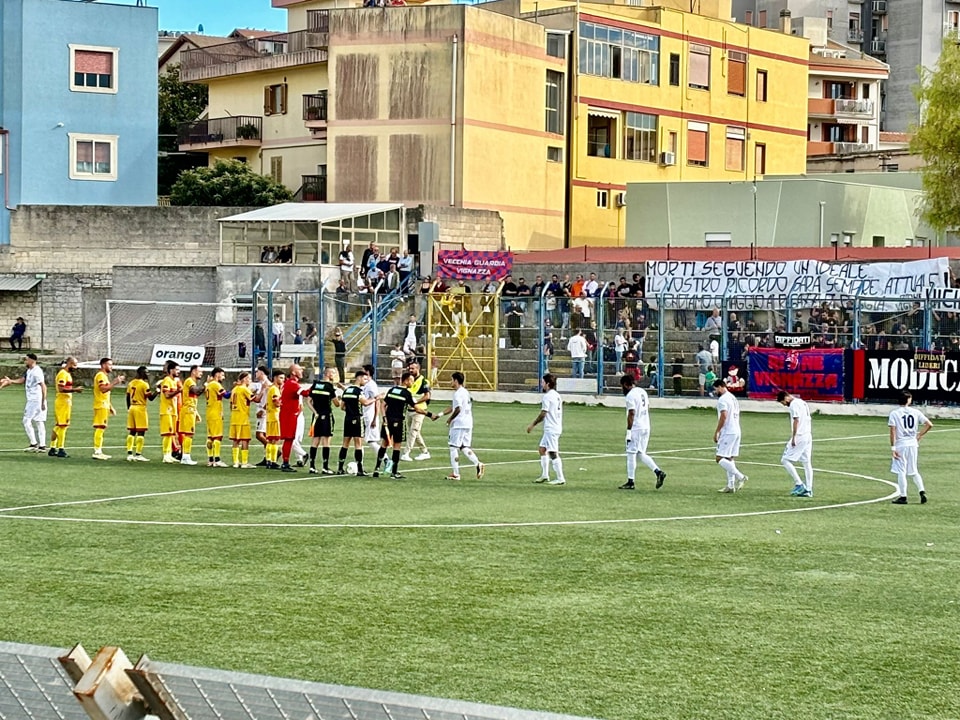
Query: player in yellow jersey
91 357 126 460
157 360 181 464
229 371 261 468
264 369 285 469
49 356 83 458
178 364 203 466
125 365 156 461
204 367 228 467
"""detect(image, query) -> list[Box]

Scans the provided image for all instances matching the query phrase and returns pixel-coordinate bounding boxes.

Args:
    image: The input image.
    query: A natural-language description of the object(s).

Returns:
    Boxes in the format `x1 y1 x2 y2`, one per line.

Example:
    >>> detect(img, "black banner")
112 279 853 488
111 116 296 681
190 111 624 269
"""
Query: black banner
848 349 960 402
774 333 813 348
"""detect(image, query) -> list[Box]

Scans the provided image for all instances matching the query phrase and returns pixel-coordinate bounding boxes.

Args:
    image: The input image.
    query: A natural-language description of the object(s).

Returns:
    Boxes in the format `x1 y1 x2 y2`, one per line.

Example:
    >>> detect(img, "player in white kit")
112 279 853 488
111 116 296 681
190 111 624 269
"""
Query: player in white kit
0 353 48 452
888 391 932 505
713 379 748 493
438 371 485 481
251 366 269 465
618 373 666 491
361 364 382 464
527 373 566 485
777 391 814 497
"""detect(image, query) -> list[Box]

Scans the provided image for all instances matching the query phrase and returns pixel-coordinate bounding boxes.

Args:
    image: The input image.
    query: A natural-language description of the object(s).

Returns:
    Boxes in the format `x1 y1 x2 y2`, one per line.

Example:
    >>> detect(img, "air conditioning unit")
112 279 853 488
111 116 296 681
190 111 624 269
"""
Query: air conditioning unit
615 192 627 207
659 151 676 166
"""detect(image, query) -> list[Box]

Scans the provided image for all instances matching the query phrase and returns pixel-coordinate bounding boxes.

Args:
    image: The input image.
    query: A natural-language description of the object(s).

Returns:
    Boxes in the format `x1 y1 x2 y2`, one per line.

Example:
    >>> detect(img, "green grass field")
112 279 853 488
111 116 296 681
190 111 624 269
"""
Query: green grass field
0 391 958 720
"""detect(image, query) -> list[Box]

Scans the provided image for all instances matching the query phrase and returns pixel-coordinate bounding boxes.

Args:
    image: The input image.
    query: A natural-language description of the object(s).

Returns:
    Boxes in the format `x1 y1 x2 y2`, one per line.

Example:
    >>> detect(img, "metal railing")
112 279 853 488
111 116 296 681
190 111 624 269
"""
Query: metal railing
302 92 328 122
307 9 330 32
835 142 872 154
871 37 886 53
847 28 864 43
834 98 874 114
177 115 262 147
298 174 327 202
180 29 328 75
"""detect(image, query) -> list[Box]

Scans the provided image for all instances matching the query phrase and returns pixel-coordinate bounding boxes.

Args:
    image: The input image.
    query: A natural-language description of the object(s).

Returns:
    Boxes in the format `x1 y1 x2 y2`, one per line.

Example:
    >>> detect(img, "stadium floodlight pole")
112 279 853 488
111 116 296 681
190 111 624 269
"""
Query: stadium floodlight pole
537 281 548 384
317 286 326 371
657 286 667 399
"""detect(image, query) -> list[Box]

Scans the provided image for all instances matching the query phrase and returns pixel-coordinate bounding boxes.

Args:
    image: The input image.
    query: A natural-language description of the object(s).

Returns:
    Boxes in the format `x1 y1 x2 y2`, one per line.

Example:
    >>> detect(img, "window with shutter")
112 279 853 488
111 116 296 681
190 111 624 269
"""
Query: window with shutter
68 133 117 181
264 84 288 115
689 45 710 89
687 121 709 166
727 50 746 96
725 127 745 172
69 45 118 93
756 69 768 101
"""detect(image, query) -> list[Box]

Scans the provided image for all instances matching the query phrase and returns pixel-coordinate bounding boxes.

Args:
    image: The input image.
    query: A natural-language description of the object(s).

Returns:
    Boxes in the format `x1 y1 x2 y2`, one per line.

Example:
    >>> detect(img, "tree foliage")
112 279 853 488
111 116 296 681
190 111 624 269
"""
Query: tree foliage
159 64 208 139
170 160 293 206
911 38 960 233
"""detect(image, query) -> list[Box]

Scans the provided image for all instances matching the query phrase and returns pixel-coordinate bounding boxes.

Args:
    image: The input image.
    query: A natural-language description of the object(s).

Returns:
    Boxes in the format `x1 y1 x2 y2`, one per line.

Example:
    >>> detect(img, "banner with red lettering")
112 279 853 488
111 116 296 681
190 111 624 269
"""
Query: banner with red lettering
437 250 513 281
747 348 845 402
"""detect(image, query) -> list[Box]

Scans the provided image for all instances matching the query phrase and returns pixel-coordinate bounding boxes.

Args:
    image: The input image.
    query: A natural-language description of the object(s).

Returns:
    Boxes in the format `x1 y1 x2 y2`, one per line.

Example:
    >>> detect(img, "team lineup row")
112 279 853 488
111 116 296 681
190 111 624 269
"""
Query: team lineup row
0 355 934 501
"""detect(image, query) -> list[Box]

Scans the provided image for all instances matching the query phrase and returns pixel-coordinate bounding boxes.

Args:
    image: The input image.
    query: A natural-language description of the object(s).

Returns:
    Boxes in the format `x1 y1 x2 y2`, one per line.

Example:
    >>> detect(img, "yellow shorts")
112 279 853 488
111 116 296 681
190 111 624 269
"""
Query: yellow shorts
93 408 110 429
206 417 223 439
55 402 72 427
160 414 178 437
230 423 251 442
127 407 148 432
179 411 197 435
266 420 281 441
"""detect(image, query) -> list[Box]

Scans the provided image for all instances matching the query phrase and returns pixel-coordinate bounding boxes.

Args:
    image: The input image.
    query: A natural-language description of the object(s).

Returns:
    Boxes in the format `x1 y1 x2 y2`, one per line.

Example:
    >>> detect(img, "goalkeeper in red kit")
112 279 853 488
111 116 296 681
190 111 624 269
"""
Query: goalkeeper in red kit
278 363 304 472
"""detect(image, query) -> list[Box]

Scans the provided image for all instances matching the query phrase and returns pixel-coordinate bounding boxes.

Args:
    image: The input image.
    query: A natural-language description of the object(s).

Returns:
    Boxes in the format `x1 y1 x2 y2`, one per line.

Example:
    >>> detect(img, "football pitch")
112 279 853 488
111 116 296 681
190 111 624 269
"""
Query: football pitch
0 392 958 720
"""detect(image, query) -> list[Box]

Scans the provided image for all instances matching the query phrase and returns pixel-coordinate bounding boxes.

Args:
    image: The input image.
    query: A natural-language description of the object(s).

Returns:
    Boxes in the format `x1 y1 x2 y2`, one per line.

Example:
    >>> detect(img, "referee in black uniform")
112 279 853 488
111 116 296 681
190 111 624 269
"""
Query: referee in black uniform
375 371 436 479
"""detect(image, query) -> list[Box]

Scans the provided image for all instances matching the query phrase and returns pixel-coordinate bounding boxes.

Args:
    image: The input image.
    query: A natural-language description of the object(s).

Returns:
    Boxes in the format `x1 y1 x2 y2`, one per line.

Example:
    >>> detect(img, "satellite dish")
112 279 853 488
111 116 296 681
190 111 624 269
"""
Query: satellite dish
198 23 204 33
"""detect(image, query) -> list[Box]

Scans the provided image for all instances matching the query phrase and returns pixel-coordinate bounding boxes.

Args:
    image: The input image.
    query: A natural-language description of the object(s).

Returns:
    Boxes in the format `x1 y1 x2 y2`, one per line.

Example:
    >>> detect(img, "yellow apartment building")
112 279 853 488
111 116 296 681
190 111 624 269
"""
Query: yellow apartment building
179 0 810 250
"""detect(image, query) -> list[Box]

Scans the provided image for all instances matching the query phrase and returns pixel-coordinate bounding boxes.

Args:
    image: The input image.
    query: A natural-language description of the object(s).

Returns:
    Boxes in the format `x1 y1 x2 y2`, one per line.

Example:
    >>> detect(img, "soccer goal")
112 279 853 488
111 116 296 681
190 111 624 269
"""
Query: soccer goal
68 299 265 371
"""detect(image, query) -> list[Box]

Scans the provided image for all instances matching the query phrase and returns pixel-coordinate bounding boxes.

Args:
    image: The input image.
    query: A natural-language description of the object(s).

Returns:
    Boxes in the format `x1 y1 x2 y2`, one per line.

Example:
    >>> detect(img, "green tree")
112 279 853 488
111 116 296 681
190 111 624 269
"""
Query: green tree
170 159 293 206
158 64 209 195
159 64 208 141
911 38 960 233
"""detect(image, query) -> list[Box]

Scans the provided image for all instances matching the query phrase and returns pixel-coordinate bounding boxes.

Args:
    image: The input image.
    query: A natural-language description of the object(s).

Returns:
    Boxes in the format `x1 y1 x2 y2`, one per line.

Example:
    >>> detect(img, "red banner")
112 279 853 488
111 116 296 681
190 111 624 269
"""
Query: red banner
437 250 513 281
747 348 845 402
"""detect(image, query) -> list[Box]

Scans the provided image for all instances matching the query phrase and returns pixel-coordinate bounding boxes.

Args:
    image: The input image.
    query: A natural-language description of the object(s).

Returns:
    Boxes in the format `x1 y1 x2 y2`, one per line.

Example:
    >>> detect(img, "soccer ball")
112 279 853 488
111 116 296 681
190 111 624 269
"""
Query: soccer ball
346 461 358 475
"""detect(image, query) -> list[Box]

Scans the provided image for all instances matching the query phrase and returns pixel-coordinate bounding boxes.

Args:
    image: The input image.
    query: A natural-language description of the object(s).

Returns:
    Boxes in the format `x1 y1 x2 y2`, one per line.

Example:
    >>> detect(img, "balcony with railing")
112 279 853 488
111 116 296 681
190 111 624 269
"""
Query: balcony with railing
307 9 330 32
809 98 875 116
298 175 327 202
870 36 886 53
807 141 873 156
180 28 329 82
178 115 262 150
303 92 328 128
847 27 864 43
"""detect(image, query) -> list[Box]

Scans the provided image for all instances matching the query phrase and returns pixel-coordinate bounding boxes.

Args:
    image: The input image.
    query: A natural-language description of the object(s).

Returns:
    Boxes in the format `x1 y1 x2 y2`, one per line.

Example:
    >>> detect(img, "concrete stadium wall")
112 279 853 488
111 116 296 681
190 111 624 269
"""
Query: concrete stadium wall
422 205 504 252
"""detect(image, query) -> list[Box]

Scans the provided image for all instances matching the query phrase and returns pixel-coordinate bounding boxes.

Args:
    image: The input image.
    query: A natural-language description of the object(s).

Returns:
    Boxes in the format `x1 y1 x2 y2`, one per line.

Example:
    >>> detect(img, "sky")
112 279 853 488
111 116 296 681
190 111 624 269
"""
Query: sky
157 0 287 36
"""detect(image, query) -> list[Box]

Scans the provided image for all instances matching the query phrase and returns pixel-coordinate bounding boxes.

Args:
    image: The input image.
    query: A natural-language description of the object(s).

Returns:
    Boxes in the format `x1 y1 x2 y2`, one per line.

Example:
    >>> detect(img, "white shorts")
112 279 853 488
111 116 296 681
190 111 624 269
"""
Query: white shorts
448 428 473 449
698 373 707 386
539 430 561 454
256 414 267 434
782 436 812 464
363 416 380 443
24 401 47 423
626 429 650 455
716 433 741 458
891 445 919 476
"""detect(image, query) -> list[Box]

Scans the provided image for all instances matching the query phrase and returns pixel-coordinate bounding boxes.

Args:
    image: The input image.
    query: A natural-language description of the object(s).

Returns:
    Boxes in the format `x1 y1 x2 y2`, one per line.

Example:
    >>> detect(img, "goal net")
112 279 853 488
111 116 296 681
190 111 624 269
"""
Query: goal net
68 299 266 371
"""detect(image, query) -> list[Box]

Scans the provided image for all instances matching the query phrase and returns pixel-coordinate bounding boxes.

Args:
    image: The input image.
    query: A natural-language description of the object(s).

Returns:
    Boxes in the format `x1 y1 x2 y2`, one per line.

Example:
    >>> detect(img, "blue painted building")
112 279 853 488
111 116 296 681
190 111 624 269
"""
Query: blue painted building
0 0 158 246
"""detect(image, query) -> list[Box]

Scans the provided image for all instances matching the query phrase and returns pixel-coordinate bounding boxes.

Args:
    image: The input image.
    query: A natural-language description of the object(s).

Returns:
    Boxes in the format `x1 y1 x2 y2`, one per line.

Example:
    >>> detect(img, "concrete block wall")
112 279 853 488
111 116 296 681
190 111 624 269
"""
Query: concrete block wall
1 205 252 274
422 205 504 251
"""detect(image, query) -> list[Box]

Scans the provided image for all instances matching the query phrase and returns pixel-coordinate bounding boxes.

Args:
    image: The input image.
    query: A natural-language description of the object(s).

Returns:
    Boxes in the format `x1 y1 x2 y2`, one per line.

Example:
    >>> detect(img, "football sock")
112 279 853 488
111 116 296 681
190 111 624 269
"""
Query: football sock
126 435 135 454
551 456 565 482
626 452 637 479
639 453 659 473
782 459 803 485
540 455 550 478
462 448 479 466
391 449 401 474
135 435 145 455
322 446 330 467
354 448 363 472
232 447 240 466
182 436 193 456
241 449 249 465
59 428 68 449
911 473 925 493
212 439 221 460
23 417 37 446
726 471 736 488
338 447 347 463
803 462 814 492
206 439 213 461
35 421 46 446
93 428 104 452
377 446 387 468
718 458 741 479
162 436 173 456
449 448 460 476
50 427 59 449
